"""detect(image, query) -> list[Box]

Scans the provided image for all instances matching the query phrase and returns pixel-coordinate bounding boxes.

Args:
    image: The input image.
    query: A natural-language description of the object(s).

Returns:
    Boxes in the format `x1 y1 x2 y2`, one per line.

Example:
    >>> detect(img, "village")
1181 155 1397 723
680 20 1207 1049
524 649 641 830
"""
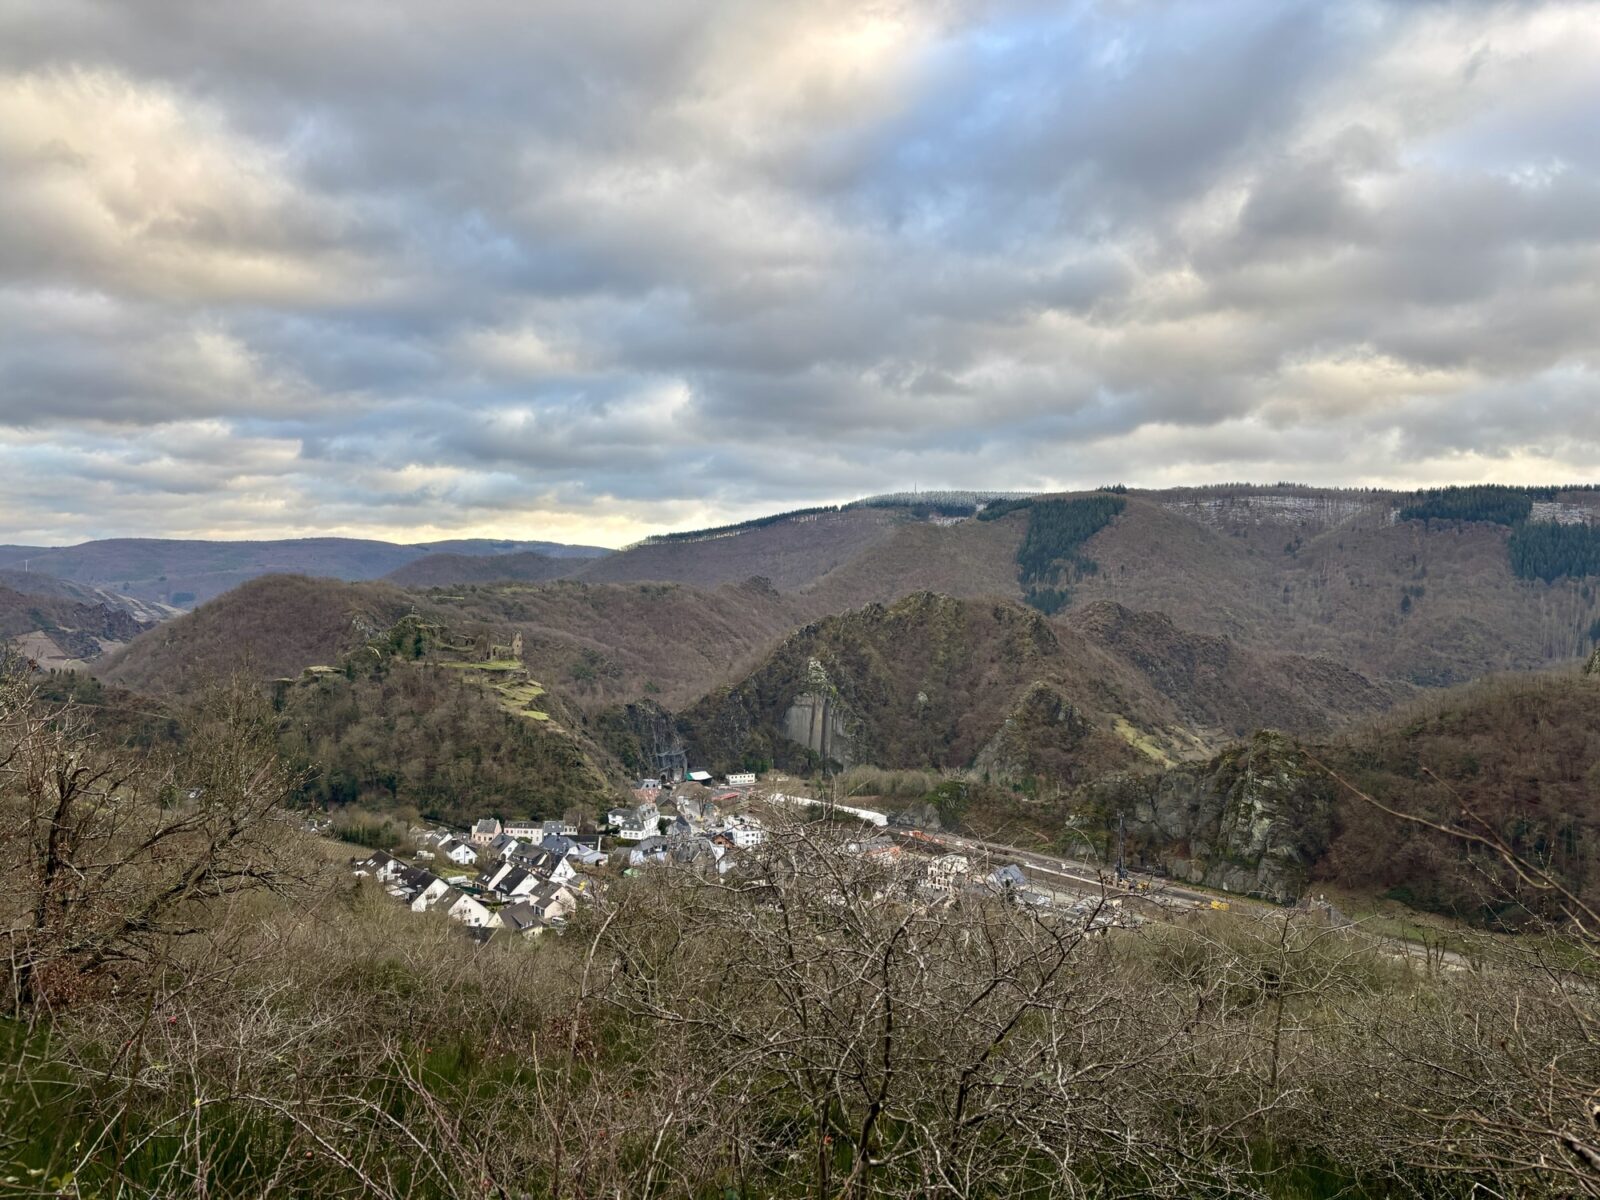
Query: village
350 769 1139 939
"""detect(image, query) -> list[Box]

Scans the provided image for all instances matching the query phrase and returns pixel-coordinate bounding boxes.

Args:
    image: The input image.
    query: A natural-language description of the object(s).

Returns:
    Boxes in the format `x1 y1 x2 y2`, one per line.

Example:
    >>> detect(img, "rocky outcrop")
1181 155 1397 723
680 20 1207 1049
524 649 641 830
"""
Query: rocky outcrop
973 681 1095 784
781 691 855 769
1073 730 1334 903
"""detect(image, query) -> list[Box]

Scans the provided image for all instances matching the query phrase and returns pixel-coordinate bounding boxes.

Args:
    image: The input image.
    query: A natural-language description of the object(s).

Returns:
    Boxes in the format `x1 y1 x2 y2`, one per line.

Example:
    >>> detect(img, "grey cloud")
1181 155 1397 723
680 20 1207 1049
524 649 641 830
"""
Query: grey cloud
0 0 1596 545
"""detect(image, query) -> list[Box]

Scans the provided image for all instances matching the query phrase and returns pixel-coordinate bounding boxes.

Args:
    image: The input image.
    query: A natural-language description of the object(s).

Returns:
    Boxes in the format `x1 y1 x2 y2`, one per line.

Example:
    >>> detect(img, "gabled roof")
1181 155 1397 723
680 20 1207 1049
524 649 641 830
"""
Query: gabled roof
396 865 439 889
499 901 545 933
473 818 500 834
494 866 533 894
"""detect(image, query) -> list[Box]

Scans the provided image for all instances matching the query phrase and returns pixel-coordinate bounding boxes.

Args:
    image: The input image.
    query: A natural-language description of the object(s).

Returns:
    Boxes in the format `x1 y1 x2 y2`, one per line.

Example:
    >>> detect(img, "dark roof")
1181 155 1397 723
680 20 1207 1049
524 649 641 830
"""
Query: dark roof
495 866 532 894
499 901 545 933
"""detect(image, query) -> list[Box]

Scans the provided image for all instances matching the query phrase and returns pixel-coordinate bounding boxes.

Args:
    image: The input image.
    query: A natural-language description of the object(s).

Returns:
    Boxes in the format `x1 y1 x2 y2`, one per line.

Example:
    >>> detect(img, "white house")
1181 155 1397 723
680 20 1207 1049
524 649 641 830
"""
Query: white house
723 821 766 849
548 855 577 886
406 873 451 912
445 891 501 929
523 881 578 922
502 819 542 840
726 772 756 787
440 838 478 866
482 861 518 893
615 815 655 842
356 851 405 883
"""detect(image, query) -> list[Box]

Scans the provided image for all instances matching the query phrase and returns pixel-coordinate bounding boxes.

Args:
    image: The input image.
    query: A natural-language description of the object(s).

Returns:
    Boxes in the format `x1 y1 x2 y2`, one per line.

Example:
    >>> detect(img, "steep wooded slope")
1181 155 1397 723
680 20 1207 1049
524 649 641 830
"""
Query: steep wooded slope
272 612 623 823
98 575 420 692
676 592 1398 783
1070 487 1600 685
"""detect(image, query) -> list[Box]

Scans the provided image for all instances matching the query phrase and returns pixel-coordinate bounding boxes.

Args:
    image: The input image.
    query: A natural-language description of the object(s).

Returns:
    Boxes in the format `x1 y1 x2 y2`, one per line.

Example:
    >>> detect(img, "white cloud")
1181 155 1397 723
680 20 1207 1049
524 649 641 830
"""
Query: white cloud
0 0 1595 547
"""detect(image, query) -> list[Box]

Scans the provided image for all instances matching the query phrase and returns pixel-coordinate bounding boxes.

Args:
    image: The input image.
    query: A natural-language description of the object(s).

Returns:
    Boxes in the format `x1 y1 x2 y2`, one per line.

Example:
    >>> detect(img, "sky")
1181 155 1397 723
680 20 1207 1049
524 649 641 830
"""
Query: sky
1 0 1598 548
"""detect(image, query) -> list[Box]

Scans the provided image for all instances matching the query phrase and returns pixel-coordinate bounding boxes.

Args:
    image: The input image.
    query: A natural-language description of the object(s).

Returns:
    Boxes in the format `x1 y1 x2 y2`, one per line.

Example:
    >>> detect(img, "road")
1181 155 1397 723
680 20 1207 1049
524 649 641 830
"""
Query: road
893 826 1250 910
893 826 1479 970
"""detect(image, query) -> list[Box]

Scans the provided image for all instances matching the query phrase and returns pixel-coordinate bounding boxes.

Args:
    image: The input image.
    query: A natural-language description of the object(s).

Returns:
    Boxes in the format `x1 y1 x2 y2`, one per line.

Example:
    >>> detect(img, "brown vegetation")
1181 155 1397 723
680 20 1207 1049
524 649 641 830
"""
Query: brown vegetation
98 575 419 694
383 550 579 588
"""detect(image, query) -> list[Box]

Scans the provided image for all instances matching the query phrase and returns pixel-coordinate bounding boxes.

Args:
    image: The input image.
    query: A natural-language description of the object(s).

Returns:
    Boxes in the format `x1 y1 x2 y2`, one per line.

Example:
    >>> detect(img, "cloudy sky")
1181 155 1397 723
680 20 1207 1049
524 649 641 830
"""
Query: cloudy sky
1 0 1597 547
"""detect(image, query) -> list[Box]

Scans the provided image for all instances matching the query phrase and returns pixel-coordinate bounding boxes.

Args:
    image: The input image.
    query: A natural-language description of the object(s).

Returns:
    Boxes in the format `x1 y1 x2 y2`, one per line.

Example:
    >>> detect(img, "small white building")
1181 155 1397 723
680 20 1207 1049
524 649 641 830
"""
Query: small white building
723 820 766 849
445 891 501 929
440 838 478 866
726 772 756 787
407 875 452 912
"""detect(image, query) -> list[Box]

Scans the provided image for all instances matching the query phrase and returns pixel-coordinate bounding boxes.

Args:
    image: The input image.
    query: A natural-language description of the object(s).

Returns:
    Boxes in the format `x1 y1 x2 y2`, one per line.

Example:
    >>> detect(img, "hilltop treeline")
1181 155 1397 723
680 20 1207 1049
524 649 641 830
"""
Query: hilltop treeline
976 493 1130 611
1398 485 1548 526
1396 485 1600 582
638 505 846 546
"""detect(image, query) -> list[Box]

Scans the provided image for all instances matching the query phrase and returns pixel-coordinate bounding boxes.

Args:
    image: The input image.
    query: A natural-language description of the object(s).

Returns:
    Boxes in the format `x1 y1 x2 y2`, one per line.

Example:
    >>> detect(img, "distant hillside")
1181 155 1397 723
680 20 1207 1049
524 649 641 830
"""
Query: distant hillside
97 575 420 693
478 484 1600 690
0 584 155 669
0 536 608 608
1073 485 1600 684
384 550 579 588
673 591 1397 784
0 569 176 624
569 507 902 590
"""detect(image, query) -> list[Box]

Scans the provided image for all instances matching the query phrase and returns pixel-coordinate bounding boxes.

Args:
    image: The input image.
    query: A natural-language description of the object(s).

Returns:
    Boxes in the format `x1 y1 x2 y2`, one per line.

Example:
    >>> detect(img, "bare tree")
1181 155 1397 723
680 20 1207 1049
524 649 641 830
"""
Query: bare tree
0 658 305 1012
1316 754 1600 1197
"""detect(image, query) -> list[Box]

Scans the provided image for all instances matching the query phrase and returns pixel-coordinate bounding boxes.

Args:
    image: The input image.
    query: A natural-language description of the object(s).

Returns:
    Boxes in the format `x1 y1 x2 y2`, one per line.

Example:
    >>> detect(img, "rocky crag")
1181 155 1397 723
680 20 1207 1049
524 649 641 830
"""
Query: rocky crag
1072 731 1335 903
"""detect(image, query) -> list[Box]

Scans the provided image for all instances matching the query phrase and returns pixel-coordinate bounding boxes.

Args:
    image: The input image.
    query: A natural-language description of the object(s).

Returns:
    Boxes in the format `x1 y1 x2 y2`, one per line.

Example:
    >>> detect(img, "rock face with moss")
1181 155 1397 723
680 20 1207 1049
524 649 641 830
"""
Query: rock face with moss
1074 731 1334 903
680 591 1150 778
